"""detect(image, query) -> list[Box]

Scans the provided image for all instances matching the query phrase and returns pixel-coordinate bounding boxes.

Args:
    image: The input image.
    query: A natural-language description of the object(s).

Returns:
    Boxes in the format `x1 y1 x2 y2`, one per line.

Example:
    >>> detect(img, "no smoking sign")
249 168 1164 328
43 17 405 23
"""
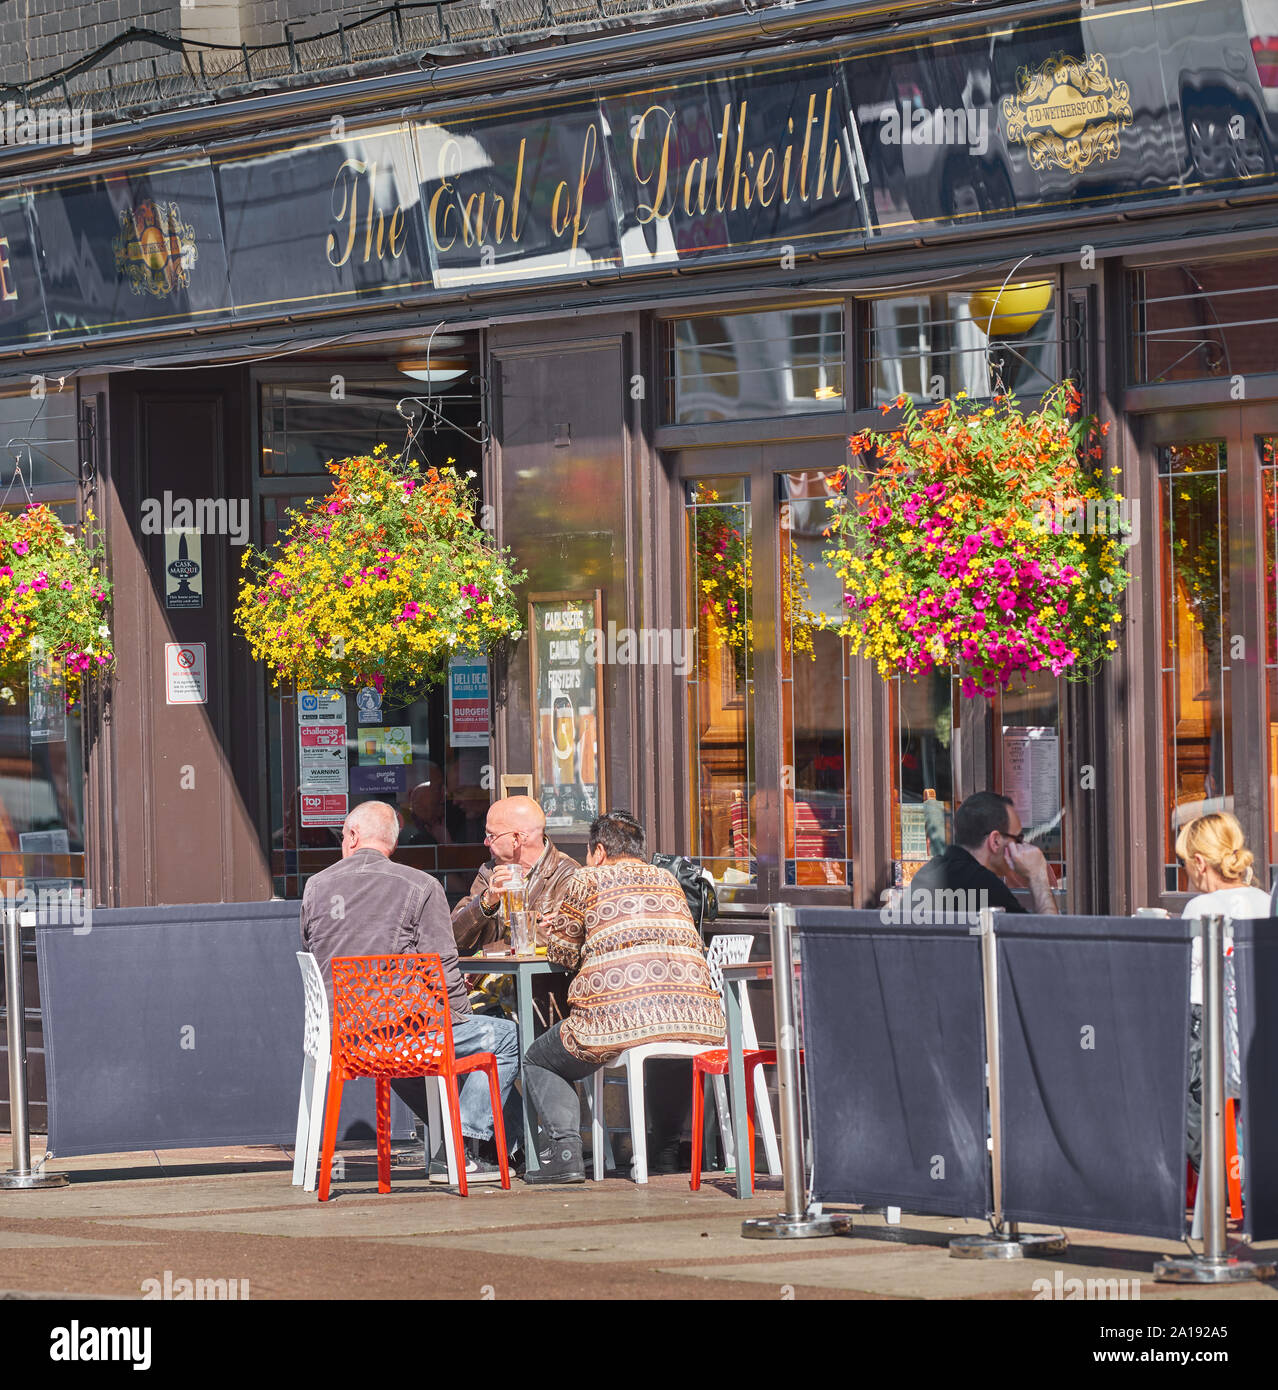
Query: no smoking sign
165 642 207 705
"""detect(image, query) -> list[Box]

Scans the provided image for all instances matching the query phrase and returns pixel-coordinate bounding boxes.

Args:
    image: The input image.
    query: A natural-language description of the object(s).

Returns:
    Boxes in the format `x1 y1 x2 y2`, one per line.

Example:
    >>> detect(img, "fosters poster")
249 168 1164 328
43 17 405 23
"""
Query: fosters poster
529 592 605 837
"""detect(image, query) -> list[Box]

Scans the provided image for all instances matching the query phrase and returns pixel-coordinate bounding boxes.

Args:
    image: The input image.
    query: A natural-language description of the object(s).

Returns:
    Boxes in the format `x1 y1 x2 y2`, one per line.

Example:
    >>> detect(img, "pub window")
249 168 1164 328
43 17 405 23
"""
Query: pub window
666 306 845 425
686 477 754 884
260 381 418 475
1131 255 1278 385
0 381 85 899
866 282 1058 407
1158 441 1231 892
779 471 850 887
257 375 489 900
892 673 957 885
995 675 1066 889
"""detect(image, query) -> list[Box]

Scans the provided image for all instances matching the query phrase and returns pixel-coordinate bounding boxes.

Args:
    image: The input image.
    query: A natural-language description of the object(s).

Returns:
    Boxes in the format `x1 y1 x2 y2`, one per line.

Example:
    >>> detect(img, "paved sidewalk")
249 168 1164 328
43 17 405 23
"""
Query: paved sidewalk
2 1138 1276 1300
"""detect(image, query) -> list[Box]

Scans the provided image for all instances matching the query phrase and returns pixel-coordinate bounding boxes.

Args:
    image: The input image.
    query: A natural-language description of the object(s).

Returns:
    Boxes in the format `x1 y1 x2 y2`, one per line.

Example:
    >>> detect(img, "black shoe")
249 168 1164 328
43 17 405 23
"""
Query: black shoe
522 1137 585 1184
648 1139 693 1175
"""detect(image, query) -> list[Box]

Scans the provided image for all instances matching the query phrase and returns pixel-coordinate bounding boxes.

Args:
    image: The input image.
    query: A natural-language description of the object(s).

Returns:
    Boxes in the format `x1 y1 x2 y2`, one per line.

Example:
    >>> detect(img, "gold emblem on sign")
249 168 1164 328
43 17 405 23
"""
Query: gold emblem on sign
111 199 198 298
1002 53 1132 174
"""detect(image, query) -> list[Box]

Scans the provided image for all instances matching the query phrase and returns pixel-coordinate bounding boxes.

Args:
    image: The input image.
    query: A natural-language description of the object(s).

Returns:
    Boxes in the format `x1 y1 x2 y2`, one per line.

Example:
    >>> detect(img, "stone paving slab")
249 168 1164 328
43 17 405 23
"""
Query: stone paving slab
0 1234 153 1251
377 1213 928 1265
4 1138 1278 1300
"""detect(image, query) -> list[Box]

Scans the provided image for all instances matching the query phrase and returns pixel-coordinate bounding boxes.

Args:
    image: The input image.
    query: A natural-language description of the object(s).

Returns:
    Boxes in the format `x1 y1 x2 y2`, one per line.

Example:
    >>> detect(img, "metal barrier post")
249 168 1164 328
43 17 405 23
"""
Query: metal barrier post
951 907 1064 1259
1156 915 1274 1283
742 903 848 1239
1 907 67 1189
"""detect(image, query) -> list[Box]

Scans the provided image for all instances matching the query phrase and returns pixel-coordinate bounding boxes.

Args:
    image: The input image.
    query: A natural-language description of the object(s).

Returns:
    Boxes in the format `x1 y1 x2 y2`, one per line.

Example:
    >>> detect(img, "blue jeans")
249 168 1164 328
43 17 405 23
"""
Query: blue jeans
391 1012 521 1144
452 1012 521 1141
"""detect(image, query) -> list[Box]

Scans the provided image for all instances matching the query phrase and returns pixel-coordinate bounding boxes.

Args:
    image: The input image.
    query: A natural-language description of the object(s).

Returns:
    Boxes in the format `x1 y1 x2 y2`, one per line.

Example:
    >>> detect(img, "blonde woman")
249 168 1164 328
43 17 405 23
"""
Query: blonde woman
1176 811 1269 1170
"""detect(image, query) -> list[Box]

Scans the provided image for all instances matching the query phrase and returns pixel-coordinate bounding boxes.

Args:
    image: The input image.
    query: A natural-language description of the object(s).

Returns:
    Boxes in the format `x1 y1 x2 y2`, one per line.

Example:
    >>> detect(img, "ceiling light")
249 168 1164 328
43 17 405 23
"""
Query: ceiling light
397 357 470 386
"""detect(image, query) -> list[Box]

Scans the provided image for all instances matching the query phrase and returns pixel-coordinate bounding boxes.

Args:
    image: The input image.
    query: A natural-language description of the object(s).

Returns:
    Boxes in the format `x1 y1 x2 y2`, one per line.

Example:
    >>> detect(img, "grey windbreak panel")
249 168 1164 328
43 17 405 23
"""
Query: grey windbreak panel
36 902 415 1158
996 915 1192 1240
1230 920 1278 1240
795 909 990 1218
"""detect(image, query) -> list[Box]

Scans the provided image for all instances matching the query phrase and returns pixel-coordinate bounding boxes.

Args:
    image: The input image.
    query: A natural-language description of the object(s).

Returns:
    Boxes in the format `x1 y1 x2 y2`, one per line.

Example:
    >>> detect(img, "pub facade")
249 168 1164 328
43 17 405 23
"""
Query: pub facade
0 0 1272 919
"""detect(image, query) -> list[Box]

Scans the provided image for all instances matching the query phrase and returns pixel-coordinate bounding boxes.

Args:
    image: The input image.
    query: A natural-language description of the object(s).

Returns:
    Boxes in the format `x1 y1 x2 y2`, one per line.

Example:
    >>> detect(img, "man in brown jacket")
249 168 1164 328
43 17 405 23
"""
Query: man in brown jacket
452 795 580 953
452 795 580 1027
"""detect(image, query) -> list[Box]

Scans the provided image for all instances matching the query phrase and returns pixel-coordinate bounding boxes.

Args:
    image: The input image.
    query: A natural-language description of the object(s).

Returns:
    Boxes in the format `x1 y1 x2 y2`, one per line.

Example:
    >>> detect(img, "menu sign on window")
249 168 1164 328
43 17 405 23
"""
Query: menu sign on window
528 591 605 837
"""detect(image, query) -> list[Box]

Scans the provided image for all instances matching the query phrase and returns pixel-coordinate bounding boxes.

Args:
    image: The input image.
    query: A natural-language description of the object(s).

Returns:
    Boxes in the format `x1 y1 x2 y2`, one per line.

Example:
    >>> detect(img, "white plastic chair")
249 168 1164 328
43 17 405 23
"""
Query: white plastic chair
589 1041 710 1184
294 952 458 1190
704 933 781 1177
293 952 330 1193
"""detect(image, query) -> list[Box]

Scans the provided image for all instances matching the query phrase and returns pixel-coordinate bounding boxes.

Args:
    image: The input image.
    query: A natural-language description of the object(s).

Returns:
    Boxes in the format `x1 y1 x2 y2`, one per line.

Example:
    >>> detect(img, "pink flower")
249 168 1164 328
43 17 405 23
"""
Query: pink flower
401 601 420 621
12 540 27 555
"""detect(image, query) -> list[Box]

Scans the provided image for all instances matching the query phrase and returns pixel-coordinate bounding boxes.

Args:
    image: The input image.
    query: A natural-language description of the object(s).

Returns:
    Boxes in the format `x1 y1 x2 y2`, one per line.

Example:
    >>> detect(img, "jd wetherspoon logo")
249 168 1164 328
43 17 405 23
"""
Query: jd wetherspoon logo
1002 52 1132 174
112 200 198 299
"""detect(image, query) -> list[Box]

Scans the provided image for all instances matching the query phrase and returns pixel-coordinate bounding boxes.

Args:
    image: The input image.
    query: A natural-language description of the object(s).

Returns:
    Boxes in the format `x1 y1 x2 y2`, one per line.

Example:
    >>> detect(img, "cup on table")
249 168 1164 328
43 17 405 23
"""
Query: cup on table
509 909 534 956
498 863 527 922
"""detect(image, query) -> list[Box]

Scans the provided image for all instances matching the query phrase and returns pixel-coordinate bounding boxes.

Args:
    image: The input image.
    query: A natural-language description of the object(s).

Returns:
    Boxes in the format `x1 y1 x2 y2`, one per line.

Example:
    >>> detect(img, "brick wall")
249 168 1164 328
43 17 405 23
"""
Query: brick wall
0 0 392 94
240 2 388 48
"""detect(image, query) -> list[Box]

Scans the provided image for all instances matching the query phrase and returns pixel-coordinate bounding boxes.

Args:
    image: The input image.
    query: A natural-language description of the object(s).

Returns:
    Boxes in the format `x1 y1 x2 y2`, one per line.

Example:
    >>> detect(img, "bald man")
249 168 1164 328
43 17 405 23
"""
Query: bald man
452 795 580 954
300 799 520 1182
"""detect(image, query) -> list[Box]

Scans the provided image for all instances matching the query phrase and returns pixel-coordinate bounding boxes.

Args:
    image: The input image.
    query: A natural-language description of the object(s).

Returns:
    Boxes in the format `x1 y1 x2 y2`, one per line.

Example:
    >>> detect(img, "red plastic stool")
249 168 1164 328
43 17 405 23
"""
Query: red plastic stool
689 1048 803 1195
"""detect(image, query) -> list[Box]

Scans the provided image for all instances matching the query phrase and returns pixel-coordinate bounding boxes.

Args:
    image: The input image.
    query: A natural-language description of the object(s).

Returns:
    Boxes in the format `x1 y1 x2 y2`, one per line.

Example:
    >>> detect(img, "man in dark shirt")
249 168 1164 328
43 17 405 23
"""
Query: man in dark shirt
906 791 1060 917
300 800 520 1182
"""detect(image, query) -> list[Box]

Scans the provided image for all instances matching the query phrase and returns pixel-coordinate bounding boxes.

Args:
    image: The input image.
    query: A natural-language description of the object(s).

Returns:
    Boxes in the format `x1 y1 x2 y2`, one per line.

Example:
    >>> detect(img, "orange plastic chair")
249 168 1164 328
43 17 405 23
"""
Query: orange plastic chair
317 953 509 1201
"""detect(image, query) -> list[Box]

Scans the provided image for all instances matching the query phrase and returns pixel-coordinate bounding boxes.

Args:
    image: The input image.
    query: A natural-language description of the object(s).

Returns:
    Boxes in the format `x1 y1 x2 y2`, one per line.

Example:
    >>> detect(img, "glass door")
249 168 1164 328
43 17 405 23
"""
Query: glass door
1140 405 1278 904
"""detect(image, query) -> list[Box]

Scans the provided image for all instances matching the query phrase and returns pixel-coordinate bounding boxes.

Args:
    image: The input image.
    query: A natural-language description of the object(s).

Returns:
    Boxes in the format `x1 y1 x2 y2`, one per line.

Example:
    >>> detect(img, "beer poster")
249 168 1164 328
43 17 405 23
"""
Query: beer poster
528 591 605 837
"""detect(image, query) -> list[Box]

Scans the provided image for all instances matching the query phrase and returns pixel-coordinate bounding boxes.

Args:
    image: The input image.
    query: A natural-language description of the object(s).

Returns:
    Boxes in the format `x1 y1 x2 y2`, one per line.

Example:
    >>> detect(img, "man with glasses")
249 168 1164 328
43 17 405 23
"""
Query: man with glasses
908 790 1059 916
452 795 580 954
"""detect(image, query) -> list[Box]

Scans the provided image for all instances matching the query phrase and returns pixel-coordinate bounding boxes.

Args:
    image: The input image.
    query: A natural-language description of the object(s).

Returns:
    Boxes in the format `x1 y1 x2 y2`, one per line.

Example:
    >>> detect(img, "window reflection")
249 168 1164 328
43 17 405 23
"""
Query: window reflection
780 471 849 887
1134 258 1278 385
892 672 956 881
868 284 1057 406
669 307 844 424
261 381 454 475
686 477 754 884
1159 441 1231 892
997 673 1065 881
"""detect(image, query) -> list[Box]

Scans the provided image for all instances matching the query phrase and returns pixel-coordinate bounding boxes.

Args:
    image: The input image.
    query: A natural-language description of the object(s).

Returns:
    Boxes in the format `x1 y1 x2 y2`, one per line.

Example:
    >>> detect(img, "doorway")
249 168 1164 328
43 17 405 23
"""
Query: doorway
1137 403 1278 904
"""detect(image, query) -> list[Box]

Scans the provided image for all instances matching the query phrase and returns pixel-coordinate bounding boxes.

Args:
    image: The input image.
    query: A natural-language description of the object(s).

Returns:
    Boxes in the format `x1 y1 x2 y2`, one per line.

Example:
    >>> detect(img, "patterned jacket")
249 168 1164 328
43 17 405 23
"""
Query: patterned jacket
548 859 726 1064
451 839 581 953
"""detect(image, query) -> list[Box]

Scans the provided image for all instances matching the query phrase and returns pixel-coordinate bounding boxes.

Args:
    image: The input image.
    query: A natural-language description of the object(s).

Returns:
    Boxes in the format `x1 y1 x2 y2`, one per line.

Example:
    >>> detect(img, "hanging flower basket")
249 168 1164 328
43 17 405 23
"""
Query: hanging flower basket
235 448 525 705
0 504 114 706
823 383 1132 699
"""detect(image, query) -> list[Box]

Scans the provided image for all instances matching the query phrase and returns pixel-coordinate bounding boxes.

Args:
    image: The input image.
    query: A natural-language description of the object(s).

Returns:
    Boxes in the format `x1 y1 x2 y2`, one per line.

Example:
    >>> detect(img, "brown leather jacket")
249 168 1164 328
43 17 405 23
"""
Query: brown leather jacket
451 839 581 954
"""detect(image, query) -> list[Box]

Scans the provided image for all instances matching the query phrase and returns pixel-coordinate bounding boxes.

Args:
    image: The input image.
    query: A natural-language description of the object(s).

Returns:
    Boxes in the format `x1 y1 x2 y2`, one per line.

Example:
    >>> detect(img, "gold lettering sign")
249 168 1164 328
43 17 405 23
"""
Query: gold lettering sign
112 200 198 299
0 237 17 303
1002 53 1132 174
630 88 848 224
327 159 410 268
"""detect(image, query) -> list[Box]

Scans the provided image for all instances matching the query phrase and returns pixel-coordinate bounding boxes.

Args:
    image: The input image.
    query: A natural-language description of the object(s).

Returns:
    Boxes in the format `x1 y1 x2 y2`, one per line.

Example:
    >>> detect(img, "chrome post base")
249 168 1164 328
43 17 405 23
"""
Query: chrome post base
742 1212 852 1240
0 1170 68 1189
950 1231 1068 1259
1154 1254 1276 1284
